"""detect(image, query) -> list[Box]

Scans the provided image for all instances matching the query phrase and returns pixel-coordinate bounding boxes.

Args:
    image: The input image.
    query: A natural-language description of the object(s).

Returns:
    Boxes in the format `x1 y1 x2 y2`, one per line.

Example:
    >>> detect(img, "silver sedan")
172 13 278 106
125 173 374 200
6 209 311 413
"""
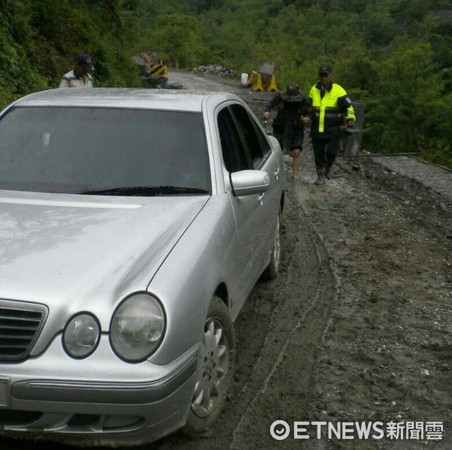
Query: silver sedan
0 88 285 446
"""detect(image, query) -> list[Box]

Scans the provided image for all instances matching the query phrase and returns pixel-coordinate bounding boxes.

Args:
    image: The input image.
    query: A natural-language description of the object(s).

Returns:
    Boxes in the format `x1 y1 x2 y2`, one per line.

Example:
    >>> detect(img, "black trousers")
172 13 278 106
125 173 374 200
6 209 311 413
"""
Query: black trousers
312 136 340 169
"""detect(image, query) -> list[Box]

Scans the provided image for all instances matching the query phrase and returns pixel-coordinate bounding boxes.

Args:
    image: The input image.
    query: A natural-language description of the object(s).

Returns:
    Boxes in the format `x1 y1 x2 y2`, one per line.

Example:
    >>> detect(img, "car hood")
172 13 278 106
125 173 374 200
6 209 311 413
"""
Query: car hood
0 191 208 314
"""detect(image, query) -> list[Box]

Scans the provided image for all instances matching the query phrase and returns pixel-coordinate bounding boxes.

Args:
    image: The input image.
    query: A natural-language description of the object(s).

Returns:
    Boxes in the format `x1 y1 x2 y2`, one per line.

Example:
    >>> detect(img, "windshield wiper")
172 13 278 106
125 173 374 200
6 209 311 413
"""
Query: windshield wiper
79 186 210 196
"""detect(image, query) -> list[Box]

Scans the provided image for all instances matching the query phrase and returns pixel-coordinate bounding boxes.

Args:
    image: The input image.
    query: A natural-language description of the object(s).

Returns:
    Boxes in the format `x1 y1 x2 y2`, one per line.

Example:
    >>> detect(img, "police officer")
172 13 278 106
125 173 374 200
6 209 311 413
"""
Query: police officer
263 85 309 180
308 66 355 184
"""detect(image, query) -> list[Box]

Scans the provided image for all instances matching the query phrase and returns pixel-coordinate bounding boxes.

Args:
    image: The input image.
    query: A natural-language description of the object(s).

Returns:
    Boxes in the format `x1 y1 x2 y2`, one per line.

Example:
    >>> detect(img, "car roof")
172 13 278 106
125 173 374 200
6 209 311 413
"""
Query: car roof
12 88 239 112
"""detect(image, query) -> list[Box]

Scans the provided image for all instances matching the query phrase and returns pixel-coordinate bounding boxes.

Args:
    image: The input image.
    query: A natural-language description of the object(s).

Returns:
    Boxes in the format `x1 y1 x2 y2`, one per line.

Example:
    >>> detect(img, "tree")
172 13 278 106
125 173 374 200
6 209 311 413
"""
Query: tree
368 37 445 154
144 14 200 68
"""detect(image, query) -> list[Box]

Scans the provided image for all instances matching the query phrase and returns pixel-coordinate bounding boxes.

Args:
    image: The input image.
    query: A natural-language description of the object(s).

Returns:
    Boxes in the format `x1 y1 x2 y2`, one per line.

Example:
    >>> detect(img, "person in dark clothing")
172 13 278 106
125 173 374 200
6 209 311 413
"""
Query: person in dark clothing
308 66 355 184
263 85 310 180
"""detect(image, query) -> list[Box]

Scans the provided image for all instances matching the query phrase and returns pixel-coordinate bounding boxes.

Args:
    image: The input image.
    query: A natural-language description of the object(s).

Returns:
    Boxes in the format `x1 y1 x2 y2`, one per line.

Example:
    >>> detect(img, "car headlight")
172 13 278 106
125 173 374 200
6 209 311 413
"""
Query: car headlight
110 293 165 363
63 313 100 358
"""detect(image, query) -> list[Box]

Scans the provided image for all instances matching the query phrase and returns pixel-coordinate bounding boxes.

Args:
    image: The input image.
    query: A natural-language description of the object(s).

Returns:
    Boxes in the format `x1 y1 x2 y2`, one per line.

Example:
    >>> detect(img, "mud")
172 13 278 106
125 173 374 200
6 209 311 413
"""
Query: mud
2 72 451 450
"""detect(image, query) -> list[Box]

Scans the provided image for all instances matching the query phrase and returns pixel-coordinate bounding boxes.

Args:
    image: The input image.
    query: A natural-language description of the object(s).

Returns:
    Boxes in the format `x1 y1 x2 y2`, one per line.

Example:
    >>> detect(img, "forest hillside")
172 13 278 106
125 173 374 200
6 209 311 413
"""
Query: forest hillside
0 0 451 167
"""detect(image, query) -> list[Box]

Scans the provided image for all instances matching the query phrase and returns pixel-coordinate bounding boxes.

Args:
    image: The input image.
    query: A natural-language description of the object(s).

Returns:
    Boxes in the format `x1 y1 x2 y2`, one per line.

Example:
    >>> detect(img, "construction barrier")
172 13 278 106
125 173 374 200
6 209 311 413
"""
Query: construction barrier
246 61 279 91
146 61 168 81
263 74 278 92
248 71 263 91
247 72 279 92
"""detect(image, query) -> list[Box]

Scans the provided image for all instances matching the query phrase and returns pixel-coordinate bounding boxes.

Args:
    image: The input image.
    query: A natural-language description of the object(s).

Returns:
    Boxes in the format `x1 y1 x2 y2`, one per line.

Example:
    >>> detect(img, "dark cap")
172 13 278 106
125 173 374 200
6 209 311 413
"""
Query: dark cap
318 65 332 75
76 53 93 71
286 84 300 96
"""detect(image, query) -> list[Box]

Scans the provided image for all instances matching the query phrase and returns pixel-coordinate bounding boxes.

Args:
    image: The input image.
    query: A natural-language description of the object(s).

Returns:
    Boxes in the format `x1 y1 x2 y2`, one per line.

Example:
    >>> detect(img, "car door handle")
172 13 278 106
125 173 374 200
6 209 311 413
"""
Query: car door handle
258 193 265 206
274 167 280 180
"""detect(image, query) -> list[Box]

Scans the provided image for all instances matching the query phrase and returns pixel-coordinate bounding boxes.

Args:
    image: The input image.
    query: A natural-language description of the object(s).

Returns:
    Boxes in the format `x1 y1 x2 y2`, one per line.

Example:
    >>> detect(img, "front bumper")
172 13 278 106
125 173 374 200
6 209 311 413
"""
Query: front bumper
0 334 198 446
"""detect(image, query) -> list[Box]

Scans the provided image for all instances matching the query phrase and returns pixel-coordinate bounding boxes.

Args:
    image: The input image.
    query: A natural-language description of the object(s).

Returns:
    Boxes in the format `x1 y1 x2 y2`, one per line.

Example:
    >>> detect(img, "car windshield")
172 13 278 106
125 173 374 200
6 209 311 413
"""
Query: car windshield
0 106 211 195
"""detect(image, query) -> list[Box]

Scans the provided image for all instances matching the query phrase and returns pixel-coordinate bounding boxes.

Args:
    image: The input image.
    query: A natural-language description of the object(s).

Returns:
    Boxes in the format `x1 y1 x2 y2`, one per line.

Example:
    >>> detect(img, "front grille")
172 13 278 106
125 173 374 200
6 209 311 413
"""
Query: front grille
0 300 48 361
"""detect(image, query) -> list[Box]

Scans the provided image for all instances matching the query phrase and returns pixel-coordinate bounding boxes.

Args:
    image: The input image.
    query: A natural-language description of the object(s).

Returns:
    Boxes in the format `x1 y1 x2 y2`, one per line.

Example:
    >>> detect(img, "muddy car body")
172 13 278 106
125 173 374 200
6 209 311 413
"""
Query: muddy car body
0 88 284 445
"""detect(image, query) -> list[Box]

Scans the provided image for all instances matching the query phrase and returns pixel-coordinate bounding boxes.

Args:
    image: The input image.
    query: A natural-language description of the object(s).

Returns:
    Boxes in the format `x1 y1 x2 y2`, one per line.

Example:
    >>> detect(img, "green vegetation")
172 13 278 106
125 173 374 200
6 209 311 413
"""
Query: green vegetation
1 0 451 167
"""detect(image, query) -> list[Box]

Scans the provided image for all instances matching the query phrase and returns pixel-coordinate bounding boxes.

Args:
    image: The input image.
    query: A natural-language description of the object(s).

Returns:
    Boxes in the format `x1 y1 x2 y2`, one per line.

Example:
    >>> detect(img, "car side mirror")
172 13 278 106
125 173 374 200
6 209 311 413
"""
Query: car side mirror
230 170 270 197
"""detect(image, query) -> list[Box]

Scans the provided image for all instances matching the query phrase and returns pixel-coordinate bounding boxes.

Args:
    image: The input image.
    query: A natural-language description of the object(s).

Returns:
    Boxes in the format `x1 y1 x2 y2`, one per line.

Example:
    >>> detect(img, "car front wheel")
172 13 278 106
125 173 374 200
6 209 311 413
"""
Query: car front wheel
185 297 235 434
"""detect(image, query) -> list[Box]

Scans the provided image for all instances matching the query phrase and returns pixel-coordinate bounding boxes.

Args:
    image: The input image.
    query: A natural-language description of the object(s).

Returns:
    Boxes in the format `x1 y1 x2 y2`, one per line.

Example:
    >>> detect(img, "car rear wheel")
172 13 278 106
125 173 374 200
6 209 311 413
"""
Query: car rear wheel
185 297 235 434
262 212 281 280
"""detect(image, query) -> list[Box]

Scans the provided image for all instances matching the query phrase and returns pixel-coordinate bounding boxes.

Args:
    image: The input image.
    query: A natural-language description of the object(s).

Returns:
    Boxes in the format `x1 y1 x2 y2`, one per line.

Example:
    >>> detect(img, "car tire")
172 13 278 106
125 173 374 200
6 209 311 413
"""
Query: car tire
185 297 235 434
262 212 281 280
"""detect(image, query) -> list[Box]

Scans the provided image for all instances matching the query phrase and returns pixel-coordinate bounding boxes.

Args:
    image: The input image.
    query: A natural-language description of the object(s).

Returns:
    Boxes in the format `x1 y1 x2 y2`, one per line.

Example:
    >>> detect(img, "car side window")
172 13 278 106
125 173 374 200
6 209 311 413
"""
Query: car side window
229 104 271 170
218 107 252 173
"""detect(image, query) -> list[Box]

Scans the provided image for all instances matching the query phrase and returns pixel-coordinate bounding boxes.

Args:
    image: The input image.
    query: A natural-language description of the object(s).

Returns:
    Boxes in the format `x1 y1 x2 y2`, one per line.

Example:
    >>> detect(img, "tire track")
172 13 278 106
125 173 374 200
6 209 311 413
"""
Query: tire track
228 185 338 449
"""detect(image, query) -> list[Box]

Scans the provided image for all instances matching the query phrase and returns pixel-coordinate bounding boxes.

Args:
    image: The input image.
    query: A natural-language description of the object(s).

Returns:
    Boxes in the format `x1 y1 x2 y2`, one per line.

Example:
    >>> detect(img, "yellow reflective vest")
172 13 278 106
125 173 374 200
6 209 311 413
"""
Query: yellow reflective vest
309 82 355 138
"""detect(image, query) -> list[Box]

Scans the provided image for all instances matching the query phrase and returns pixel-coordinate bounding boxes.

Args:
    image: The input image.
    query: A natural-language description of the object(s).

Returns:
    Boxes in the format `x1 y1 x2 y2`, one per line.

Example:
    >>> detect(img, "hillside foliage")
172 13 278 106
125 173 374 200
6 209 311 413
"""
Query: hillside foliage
0 0 451 167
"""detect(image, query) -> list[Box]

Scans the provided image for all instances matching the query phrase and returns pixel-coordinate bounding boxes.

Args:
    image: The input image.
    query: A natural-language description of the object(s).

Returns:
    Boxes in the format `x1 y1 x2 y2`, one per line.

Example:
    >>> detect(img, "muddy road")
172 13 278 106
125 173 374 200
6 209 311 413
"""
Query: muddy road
3 72 451 450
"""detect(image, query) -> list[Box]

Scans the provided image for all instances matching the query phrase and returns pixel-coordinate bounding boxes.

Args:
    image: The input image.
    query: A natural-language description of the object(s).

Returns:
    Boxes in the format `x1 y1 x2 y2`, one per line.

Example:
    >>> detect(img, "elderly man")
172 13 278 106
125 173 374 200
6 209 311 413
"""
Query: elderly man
308 66 355 184
59 53 94 88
